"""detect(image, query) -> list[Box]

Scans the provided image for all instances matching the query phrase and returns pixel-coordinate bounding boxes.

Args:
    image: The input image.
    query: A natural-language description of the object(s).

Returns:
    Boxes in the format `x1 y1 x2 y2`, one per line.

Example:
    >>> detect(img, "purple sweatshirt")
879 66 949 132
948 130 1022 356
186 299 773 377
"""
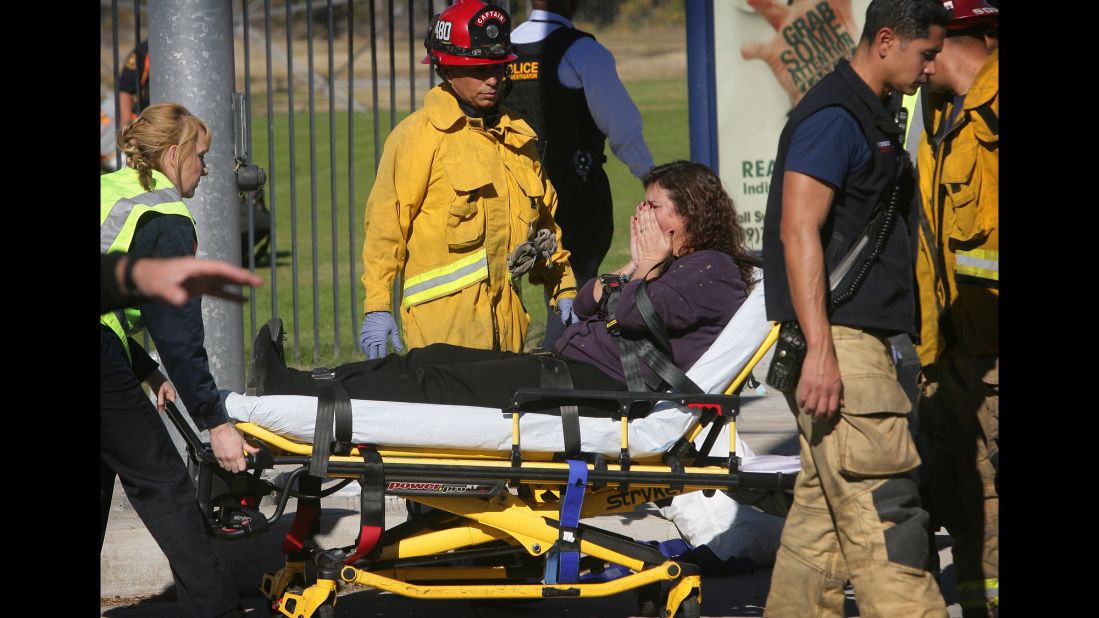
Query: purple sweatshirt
554 250 748 386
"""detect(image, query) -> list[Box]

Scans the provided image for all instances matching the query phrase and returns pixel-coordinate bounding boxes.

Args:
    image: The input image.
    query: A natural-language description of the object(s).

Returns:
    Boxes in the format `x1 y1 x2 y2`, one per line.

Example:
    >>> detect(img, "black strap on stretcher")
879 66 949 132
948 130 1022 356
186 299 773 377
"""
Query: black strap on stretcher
343 445 385 565
692 403 727 465
309 368 354 478
276 371 356 561
535 355 592 580
537 355 582 457
305 373 387 565
281 475 322 556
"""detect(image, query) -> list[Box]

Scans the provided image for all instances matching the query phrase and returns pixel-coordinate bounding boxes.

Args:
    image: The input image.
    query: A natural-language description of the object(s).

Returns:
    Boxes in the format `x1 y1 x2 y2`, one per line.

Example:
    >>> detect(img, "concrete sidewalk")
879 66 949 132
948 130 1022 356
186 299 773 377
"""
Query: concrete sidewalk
101 349 966 617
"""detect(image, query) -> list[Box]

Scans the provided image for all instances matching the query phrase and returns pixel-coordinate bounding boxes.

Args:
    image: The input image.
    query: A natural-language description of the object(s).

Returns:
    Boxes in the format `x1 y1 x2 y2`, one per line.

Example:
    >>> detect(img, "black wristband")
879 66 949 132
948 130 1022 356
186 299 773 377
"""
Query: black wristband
123 256 140 296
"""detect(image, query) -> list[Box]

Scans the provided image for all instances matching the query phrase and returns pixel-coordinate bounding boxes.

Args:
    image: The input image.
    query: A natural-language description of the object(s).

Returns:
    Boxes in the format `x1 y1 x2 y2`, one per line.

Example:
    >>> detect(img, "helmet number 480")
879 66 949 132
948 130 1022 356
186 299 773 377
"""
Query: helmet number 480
435 20 452 42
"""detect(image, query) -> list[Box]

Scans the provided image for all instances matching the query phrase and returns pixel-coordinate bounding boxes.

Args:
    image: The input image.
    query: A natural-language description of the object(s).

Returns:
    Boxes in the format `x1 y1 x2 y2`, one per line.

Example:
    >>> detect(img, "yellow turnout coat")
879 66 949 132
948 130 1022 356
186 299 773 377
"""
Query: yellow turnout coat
362 85 576 352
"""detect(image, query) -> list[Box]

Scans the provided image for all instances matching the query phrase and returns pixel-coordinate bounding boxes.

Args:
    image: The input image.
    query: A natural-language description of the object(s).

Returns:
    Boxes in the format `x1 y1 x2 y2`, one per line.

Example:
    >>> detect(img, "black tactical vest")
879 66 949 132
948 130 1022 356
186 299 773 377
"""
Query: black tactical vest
505 26 606 175
762 59 917 336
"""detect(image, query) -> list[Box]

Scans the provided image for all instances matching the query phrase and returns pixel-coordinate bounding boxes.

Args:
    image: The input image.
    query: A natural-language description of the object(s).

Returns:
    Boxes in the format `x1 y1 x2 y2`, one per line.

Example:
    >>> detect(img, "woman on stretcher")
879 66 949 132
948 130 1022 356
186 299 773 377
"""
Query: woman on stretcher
250 160 757 405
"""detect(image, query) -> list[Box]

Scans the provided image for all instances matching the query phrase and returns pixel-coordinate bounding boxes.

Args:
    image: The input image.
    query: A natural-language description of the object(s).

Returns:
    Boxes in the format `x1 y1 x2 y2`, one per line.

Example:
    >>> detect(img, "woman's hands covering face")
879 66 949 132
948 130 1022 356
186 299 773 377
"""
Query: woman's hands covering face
630 201 673 276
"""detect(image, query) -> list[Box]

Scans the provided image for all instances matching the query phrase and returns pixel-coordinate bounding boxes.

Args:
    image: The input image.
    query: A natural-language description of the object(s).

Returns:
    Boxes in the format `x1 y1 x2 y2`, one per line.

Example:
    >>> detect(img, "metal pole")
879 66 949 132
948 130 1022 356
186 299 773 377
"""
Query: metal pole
328 0 341 358
134 0 144 113
348 0 359 348
112 0 122 170
287 0 303 363
686 0 718 170
149 0 245 391
370 0 380 171
264 0 279 321
307 0 321 364
388 0 396 129
427 0 435 89
138 0 153 355
408 0 415 112
243 0 257 338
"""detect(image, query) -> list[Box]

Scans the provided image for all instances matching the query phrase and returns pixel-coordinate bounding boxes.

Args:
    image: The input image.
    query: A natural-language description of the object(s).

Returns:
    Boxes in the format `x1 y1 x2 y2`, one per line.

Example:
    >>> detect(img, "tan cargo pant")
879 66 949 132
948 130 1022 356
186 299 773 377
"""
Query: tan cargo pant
765 326 947 618
920 351 998 617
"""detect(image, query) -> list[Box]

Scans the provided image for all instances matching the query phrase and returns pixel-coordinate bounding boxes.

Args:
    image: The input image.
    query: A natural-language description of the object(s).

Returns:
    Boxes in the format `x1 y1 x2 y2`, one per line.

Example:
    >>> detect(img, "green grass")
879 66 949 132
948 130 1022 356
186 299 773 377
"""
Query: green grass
244 76 688 369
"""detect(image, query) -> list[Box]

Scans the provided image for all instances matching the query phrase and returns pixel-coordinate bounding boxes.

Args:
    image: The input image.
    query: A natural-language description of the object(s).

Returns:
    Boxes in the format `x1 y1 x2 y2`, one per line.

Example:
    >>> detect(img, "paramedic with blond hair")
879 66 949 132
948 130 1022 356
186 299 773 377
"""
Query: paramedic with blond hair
100 102 254 618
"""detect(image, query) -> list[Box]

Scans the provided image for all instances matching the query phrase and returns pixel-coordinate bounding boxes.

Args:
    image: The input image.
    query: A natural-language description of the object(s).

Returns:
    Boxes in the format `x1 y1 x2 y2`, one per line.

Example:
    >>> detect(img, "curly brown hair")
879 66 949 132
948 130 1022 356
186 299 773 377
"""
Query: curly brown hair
641 160 757 289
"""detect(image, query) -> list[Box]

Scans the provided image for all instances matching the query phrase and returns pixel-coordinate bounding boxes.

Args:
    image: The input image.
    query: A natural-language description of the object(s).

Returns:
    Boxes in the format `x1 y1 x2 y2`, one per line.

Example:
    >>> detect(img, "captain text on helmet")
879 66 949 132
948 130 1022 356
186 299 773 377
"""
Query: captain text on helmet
358 0 577 358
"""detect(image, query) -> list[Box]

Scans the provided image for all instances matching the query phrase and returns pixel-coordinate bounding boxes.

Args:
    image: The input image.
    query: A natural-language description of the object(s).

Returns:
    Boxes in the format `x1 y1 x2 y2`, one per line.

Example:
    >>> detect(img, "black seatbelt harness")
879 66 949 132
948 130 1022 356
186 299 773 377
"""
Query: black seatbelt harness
600 273 704 396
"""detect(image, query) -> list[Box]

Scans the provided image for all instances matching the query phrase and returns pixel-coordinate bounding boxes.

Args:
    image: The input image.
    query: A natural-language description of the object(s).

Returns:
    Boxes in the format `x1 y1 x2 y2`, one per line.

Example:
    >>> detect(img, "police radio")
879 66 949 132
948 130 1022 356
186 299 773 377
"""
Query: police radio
573 149 593 181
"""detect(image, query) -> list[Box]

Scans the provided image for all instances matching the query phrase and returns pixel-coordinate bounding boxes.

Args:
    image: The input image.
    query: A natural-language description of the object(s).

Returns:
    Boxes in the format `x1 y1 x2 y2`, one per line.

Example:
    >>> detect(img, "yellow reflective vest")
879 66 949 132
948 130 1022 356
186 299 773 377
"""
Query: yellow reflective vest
361 85 577 352
100 167 196 357
915 50 998 366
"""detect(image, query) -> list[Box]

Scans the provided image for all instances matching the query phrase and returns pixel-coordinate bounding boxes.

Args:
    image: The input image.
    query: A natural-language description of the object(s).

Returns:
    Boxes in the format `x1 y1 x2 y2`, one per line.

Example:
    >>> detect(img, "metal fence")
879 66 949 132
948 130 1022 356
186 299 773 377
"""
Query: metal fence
100 0 650 369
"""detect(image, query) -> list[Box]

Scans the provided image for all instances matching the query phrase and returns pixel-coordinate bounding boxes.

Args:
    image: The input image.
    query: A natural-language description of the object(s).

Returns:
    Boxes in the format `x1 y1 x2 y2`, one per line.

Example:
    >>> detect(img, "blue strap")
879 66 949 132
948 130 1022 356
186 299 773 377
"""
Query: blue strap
546 459 588 584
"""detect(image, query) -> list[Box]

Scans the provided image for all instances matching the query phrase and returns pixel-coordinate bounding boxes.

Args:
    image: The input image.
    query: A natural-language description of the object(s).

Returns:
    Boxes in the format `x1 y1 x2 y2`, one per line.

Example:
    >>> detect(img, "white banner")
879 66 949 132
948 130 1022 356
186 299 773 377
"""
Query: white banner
714 0 871 251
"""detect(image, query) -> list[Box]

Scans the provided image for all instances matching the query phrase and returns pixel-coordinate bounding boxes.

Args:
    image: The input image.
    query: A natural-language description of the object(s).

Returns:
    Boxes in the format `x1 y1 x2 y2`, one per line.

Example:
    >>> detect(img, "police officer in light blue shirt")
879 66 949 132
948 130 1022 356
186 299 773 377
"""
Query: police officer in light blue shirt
507 0 654 348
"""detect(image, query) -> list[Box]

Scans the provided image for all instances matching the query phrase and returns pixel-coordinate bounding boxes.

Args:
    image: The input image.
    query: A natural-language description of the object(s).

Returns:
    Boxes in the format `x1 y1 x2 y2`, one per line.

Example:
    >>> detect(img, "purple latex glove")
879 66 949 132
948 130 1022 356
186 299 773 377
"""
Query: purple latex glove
557 297 578 325
358 311 404 359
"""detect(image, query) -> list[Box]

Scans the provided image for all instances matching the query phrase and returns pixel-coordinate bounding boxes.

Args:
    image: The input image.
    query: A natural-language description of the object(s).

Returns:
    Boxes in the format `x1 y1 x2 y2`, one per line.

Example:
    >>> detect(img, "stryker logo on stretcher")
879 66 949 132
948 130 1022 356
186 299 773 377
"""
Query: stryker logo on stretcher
604 486 683 509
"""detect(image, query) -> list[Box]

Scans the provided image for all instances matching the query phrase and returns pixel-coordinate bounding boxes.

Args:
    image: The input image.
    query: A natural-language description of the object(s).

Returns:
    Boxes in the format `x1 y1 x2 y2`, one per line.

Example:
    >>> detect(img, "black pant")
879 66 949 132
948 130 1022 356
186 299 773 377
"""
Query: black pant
263 343 626 409
101 327 239 616
542 164 614 349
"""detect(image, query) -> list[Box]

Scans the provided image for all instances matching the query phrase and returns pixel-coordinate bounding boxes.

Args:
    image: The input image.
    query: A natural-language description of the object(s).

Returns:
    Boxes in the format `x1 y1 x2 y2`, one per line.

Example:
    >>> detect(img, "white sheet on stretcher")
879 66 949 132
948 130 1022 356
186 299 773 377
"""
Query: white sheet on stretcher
225 270 798 475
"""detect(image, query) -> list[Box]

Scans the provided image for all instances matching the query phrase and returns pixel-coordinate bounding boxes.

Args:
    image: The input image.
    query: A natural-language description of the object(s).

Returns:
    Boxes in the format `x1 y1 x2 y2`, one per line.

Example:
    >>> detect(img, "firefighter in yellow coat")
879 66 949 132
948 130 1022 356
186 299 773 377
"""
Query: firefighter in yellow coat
358 0 576 358
914 2 999 615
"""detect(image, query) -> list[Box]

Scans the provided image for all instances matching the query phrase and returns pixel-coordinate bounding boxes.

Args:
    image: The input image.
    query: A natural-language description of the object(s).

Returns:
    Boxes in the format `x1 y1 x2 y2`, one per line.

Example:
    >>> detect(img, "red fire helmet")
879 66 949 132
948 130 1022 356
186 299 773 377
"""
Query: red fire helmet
942 0 999 30
421 0 518 67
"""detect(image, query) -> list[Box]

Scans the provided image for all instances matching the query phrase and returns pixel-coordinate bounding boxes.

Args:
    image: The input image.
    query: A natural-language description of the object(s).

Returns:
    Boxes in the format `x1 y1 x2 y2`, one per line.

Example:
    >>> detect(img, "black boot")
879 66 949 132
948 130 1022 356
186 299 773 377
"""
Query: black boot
248 318 286 396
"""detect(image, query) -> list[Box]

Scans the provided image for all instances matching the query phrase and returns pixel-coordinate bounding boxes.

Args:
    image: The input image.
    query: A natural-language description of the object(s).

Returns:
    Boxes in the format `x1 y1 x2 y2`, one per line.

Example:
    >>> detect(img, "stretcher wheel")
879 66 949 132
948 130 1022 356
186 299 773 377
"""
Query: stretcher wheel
636 582 661 617
674 596 701 618
638 584 701 618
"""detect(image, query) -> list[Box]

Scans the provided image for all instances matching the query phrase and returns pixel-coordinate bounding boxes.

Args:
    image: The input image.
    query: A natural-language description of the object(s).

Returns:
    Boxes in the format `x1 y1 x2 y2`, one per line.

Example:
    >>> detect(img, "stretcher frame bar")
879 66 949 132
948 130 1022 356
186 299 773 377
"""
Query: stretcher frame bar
338 560 697 600
364 493 673 573
248 455 794 492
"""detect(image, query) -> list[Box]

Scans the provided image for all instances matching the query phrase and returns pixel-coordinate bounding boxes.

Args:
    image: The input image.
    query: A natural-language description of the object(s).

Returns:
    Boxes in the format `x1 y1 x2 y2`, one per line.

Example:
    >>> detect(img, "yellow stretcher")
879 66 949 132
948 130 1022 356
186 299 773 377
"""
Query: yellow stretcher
166 322 794 618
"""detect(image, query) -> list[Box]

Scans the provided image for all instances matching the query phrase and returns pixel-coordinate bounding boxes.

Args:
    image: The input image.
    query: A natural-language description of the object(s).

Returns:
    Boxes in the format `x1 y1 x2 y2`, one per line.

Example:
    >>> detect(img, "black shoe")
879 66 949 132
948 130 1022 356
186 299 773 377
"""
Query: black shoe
248 318 286 396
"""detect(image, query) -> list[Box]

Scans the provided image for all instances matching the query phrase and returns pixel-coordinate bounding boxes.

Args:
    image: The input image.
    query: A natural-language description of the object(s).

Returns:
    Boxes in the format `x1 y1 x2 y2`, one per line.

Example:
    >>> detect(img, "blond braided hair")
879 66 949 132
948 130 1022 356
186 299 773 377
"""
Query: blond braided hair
116 102 209 192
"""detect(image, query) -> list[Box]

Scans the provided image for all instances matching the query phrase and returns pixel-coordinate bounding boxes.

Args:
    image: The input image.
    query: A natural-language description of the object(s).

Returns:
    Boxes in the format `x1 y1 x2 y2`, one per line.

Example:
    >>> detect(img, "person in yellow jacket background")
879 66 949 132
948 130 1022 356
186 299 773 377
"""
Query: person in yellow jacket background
358 0 577 358
913 2 998 616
